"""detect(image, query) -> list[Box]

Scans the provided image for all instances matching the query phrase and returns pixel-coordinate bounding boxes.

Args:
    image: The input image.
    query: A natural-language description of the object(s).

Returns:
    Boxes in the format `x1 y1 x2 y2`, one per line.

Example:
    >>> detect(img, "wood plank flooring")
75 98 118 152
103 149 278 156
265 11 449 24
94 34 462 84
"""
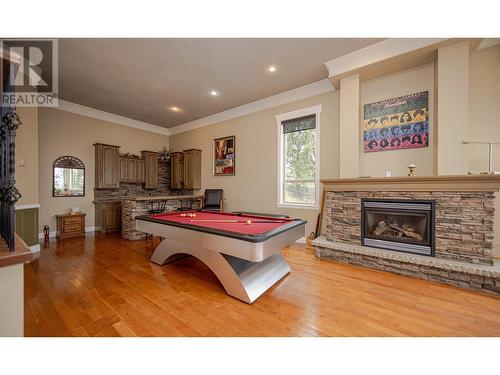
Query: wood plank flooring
24 233 500 336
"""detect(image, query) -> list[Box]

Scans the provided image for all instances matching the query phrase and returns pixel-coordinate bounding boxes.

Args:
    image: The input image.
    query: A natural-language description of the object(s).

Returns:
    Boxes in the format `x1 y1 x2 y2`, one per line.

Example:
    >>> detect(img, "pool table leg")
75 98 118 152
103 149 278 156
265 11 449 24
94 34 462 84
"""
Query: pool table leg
150 238 291 304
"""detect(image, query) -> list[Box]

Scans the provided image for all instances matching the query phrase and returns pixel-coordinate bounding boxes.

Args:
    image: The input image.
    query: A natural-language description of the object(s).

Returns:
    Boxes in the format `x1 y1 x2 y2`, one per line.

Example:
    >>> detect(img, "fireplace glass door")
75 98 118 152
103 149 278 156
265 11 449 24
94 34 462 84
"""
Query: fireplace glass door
361 199 435 256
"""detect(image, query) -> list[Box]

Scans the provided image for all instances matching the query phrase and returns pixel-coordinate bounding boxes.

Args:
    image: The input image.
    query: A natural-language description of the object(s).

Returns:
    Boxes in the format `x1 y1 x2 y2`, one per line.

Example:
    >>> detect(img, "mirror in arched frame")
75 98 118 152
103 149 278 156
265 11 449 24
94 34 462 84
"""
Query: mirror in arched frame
53 156 85 197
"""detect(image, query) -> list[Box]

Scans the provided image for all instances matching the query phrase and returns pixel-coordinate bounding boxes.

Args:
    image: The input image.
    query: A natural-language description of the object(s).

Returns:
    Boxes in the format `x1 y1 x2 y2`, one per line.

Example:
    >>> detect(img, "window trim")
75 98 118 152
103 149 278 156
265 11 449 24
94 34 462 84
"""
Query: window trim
276 104 321 210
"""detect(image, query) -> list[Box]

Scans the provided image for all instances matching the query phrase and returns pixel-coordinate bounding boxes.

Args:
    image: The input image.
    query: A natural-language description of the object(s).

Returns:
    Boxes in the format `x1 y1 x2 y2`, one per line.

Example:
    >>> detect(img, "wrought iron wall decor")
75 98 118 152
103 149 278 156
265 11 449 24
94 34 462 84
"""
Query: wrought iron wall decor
0 60 22 251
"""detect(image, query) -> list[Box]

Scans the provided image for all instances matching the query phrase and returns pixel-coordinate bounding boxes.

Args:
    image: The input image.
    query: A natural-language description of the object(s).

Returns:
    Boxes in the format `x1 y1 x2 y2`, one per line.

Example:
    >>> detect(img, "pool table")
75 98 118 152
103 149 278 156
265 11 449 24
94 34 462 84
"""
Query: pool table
135 210 306 303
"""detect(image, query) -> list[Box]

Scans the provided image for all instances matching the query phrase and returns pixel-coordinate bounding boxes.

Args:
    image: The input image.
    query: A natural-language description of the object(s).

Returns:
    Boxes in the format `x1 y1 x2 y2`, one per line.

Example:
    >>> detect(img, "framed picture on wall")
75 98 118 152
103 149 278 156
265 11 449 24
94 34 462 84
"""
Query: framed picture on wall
363 91 429 153
213 135 235 176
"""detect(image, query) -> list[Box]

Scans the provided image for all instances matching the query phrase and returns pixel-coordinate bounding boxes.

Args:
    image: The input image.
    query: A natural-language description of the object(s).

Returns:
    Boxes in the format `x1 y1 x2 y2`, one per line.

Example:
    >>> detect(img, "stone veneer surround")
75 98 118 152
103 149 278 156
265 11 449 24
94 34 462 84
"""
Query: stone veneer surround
313 236 500 295
313 175 500 295
326 191 494 265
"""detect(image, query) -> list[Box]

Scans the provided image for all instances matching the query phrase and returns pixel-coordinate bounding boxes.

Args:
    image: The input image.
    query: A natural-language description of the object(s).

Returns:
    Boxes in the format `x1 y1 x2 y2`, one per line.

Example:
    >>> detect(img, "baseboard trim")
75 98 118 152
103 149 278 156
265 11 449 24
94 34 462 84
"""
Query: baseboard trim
29 244 40 253
38 226 96 239
295 236 306 244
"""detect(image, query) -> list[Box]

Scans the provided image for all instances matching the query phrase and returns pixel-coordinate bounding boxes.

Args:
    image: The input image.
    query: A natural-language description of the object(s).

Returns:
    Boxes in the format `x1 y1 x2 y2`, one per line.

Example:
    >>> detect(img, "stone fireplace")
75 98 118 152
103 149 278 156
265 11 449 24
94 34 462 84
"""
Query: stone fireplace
312 175 500 295
361 199 435 256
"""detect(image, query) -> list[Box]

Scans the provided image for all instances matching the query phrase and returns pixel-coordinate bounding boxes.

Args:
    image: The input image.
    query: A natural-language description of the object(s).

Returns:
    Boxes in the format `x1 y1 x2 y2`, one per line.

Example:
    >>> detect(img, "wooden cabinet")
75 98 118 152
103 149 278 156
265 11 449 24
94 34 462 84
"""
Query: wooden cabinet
127 158 138 182
95 201 121 233
183 149 202 189
96 145 157 189
56 213 86 239
119 157 144 183
141 151 159 189
137 159 145 183
170 152 184 189
171 149 201 189
94 143 120 189
119 157 128 182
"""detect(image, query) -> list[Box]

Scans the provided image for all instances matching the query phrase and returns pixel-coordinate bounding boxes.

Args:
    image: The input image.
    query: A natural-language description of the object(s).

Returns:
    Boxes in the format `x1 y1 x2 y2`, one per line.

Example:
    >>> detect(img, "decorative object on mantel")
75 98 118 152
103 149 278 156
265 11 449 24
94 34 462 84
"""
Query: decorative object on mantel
407 163 416 176
462 141 500 174
363 91 429 153
158 146 171 162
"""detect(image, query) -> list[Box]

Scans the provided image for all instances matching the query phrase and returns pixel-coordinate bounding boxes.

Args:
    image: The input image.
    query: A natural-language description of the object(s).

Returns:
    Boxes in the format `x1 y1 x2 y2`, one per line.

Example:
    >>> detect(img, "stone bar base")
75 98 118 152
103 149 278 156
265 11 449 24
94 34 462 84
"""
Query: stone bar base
122 198 202 240
313 236 500 295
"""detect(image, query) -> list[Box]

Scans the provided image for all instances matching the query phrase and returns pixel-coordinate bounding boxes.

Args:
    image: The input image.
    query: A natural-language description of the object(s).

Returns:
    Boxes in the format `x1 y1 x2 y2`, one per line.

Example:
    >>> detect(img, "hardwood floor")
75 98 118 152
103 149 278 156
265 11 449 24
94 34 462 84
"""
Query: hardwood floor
24 233 500 337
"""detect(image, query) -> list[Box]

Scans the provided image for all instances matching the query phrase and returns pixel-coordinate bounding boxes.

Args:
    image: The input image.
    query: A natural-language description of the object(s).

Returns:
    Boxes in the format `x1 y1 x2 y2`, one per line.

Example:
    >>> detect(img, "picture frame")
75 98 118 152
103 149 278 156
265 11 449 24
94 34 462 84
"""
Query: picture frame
213 135 235 176
363 91 429 153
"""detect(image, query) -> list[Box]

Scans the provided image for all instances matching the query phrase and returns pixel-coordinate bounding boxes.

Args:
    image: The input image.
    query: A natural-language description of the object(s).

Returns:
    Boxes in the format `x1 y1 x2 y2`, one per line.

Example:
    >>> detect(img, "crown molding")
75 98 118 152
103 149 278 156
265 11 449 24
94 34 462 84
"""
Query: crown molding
324 38 447 78
57 100 170 136
478 38 500 50
169 79 334 136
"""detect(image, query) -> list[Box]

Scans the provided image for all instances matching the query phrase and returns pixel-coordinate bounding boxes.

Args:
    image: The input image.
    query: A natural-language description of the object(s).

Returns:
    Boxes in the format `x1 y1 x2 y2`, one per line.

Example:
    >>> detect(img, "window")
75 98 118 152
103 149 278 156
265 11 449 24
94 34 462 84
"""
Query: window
276 105 321 209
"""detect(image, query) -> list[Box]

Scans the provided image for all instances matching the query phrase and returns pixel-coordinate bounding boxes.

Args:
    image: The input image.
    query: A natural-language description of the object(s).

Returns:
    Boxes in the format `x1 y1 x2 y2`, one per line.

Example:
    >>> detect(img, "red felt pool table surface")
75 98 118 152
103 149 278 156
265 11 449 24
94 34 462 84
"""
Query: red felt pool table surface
149 210 295 236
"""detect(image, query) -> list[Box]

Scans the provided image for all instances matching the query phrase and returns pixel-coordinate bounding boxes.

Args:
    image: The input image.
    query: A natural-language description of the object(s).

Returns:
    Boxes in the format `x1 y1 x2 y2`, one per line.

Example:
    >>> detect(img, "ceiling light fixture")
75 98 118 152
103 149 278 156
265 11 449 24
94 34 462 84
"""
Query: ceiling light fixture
210 90 218 96
267 65 277 73
169 106 181 112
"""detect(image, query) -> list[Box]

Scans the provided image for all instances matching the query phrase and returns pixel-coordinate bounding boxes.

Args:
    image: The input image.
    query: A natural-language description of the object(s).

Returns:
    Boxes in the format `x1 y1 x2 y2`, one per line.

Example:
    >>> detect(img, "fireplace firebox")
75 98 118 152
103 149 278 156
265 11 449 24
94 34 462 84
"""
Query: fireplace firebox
361 199 435 256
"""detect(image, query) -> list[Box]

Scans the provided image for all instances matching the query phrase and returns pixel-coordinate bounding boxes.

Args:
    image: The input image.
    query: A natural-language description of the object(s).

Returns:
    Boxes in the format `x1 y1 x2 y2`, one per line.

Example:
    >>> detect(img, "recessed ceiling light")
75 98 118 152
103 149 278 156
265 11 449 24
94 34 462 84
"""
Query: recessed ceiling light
210 90 218 96
267 65 277 73
169 106 181 112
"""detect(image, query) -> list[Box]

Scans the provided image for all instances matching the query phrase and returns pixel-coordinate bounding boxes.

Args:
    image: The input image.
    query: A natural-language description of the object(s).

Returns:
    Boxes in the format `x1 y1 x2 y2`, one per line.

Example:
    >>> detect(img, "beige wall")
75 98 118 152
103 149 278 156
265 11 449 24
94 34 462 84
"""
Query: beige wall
359 64 435 177
38 108 169 234
437 41 470 175
469 45 500 256
170 91 340 235
339 74 360 177
469 45 500 173
16 107 39 205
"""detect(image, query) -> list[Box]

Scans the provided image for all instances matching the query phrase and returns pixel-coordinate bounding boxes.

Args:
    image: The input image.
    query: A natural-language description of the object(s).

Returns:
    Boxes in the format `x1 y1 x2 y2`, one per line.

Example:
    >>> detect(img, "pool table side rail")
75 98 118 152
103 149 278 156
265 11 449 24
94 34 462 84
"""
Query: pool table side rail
135 215 307 243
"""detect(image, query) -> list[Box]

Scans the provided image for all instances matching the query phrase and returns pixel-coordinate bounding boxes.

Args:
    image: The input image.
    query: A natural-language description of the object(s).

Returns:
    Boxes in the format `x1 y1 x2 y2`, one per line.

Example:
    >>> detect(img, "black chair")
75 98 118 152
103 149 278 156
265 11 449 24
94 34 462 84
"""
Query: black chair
148 200 167 215
176 199 193 212
145 200 167 241
203 189 223 211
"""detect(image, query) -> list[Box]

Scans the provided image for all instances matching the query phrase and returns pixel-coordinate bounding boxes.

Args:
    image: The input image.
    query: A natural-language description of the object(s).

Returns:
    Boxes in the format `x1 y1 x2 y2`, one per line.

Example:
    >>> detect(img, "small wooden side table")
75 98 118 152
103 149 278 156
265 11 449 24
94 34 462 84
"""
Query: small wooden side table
56 212 86 239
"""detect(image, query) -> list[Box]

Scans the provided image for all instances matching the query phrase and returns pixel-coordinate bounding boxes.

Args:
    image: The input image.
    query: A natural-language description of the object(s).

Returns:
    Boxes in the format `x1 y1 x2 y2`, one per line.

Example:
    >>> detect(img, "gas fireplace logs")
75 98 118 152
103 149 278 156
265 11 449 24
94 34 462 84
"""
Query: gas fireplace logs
372 221 424 242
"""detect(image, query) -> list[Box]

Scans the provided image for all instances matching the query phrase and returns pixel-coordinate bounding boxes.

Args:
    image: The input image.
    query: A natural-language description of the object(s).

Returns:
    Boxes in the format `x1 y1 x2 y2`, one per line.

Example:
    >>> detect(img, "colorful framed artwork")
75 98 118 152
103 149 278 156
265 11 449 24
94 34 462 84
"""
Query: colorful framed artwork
213 135 235 176
363 91 429 153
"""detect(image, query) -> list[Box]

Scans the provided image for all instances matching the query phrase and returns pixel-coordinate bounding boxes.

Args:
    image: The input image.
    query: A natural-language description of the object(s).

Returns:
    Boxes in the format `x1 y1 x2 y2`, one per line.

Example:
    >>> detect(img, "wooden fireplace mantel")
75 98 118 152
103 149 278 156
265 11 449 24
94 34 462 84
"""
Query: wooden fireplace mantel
321 175 500 192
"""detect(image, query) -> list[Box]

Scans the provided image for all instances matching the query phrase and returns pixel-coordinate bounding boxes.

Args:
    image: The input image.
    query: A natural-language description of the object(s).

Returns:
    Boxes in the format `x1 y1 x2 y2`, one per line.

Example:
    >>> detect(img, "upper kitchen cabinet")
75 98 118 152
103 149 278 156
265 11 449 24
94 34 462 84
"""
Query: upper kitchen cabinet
119 156 144 183
170 152 184 189
141 150 159 189
183 149 201 190
170 149 201 190
94 143 120 189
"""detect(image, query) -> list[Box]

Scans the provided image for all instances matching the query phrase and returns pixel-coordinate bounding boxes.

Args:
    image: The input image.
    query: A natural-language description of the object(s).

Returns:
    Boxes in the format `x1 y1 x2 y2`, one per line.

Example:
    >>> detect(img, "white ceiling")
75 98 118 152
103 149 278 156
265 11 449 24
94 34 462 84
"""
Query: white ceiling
58 38 383 128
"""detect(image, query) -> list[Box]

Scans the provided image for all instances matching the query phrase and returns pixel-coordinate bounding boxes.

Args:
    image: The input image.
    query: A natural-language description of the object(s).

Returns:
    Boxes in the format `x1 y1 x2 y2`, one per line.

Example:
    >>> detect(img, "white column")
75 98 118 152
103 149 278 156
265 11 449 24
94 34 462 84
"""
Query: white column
437 41 470 175
339 74 360 178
